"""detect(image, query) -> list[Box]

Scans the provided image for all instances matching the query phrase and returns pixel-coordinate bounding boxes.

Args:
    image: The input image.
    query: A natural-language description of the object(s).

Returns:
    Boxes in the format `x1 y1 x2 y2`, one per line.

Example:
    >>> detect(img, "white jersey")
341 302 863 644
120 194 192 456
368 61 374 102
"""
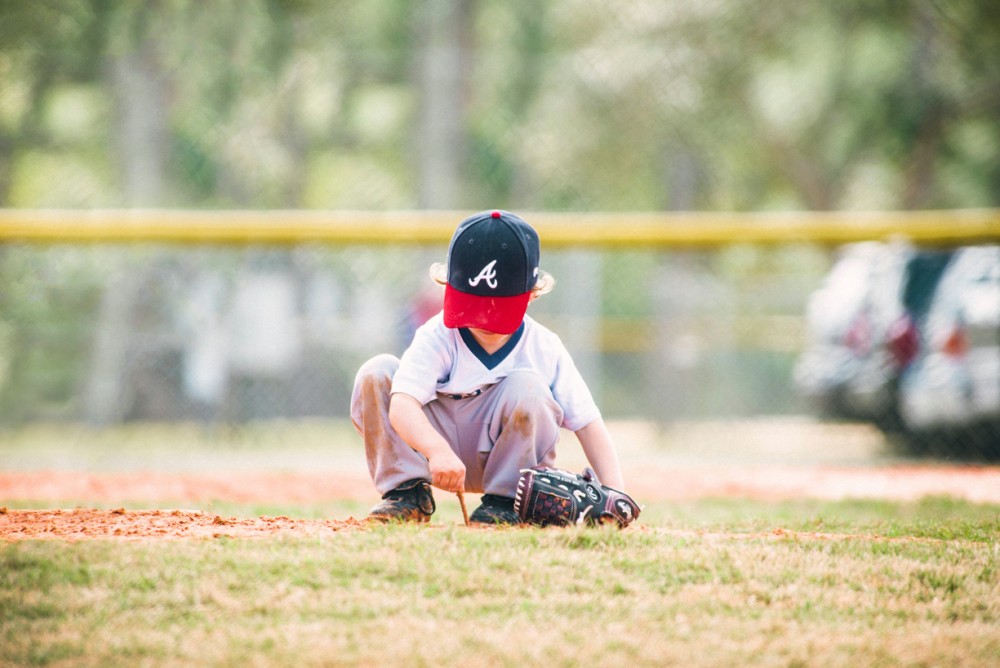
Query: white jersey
392 313 601 432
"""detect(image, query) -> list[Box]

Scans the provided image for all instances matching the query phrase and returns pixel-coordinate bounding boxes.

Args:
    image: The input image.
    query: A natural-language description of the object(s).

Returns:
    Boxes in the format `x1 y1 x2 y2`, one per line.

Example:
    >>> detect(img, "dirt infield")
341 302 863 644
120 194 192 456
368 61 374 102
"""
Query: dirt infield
3 464 1000 505
3 464 999 541
0 508 365 541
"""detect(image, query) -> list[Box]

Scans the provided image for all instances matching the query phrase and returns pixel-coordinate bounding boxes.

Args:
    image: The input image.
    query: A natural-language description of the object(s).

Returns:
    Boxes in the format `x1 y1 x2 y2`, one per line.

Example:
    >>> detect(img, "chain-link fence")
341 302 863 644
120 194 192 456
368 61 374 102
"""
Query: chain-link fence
2 234 997 460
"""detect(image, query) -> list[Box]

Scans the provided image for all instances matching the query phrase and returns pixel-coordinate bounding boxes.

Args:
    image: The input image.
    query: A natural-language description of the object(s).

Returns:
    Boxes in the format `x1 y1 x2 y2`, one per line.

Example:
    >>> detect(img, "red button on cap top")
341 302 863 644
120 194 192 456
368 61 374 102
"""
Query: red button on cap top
491 210 501 218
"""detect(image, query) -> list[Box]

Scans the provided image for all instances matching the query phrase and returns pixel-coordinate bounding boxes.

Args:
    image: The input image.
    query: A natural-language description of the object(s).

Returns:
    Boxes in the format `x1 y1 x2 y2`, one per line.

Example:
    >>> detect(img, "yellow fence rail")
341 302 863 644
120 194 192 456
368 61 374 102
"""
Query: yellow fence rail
1 208 998 248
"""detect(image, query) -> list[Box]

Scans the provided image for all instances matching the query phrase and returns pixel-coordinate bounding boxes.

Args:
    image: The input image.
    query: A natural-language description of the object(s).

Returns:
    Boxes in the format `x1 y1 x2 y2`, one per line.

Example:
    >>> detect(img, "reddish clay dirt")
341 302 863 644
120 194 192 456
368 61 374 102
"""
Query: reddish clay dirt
0 508 365 541
2 464 999 541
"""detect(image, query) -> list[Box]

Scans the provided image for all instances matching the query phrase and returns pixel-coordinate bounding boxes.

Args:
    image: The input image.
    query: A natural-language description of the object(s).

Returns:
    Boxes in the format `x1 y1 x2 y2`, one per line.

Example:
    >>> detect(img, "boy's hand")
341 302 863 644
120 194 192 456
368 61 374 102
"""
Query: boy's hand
428 450 466 493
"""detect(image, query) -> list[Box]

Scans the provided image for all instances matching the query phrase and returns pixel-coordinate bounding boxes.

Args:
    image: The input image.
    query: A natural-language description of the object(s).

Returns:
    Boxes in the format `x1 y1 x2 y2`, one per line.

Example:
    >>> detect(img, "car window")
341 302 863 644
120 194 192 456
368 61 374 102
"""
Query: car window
901 252 954 320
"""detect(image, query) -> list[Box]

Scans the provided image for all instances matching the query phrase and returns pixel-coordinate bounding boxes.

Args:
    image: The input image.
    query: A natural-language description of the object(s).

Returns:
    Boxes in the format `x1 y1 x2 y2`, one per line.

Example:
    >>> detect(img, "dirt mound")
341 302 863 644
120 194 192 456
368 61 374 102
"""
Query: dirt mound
0 508 364 541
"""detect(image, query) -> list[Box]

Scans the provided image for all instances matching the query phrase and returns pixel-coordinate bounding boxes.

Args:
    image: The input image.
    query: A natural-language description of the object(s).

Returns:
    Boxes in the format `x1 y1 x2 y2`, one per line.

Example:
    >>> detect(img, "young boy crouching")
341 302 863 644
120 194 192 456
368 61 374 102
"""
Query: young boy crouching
351 210 625 524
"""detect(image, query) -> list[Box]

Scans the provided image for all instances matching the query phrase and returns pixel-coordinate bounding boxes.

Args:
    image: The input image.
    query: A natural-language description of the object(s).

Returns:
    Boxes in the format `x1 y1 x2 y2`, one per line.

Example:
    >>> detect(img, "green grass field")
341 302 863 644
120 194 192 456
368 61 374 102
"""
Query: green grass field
2 422 999 666
3 498 999 667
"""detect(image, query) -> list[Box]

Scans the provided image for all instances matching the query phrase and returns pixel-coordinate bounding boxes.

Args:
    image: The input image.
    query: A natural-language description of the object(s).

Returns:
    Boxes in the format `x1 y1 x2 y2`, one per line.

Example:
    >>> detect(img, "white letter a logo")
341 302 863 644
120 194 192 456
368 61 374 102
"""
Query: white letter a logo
468 260 499 289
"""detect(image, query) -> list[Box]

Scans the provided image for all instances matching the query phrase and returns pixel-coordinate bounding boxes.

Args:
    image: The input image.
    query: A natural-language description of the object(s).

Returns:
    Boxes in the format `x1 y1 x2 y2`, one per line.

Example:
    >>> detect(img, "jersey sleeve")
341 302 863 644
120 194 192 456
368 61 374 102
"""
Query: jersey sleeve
391 315 453 405
549 338 602 432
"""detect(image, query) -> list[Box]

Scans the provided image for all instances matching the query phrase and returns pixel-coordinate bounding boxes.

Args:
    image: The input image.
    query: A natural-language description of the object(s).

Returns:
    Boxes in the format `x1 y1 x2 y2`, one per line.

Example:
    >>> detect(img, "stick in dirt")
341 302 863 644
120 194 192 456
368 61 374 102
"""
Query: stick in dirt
457 491 470 526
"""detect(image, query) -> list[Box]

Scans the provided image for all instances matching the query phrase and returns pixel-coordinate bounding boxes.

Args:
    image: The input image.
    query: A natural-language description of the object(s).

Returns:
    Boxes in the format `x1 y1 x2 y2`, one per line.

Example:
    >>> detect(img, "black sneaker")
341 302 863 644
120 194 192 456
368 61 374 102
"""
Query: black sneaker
470 494 521 526
368 479 435 523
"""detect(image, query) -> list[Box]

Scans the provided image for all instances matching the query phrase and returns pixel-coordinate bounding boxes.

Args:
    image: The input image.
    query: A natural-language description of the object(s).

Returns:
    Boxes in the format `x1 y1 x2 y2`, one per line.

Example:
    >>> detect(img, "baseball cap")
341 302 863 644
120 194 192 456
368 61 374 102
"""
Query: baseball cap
439 210 540 334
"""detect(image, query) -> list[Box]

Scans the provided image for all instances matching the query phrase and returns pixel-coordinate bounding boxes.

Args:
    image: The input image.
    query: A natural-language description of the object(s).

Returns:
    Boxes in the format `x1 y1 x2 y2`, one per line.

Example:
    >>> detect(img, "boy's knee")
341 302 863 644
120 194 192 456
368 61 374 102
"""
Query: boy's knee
500 369 551 399
351 354 400 436
352 355 400 414
355 354 399 385
498 370 562 423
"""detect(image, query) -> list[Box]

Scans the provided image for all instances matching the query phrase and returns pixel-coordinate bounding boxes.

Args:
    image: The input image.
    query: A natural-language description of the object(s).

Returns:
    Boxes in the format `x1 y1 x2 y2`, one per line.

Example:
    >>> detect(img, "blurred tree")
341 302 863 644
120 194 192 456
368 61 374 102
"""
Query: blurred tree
413 0 472 208
0 0 112 203
2 0 998 211
657 0 1000 210
0 1 113 423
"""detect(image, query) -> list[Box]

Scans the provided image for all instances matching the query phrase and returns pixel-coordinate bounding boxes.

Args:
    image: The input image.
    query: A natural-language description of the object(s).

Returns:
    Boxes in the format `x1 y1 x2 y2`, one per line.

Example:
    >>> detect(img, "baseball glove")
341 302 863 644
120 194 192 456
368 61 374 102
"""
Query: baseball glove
513 466 640 528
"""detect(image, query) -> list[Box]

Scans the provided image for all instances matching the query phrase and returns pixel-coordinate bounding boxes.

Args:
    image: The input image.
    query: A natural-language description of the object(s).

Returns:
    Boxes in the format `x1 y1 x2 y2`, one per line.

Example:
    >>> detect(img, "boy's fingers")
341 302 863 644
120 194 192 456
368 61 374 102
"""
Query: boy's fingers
432 471 460 492
429 453 466 492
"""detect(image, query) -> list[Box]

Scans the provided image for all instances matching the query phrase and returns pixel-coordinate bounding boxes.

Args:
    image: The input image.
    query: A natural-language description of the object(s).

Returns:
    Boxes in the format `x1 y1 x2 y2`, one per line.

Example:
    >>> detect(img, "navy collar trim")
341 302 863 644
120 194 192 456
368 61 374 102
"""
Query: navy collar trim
459 323 525 370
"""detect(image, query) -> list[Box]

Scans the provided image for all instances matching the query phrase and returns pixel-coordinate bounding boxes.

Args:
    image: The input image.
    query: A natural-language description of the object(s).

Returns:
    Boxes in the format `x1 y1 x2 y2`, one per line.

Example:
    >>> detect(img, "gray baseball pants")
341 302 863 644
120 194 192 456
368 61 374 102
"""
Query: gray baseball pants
350 354 562 498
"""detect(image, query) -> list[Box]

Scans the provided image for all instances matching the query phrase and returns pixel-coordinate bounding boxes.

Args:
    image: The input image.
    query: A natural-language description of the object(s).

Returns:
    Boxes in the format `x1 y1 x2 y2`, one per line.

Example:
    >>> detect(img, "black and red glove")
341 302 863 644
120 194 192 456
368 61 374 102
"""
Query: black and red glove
513 466 640 528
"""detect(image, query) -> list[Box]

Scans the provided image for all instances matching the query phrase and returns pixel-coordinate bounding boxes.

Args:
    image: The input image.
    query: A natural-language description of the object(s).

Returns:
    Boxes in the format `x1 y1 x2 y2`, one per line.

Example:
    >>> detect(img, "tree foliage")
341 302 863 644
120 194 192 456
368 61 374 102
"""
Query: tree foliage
1 0 997 211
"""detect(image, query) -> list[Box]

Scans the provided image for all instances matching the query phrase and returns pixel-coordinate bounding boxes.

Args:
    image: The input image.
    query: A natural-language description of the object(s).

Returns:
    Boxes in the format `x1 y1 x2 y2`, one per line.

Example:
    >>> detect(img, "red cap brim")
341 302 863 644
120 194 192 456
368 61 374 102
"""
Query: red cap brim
443 285 531 334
